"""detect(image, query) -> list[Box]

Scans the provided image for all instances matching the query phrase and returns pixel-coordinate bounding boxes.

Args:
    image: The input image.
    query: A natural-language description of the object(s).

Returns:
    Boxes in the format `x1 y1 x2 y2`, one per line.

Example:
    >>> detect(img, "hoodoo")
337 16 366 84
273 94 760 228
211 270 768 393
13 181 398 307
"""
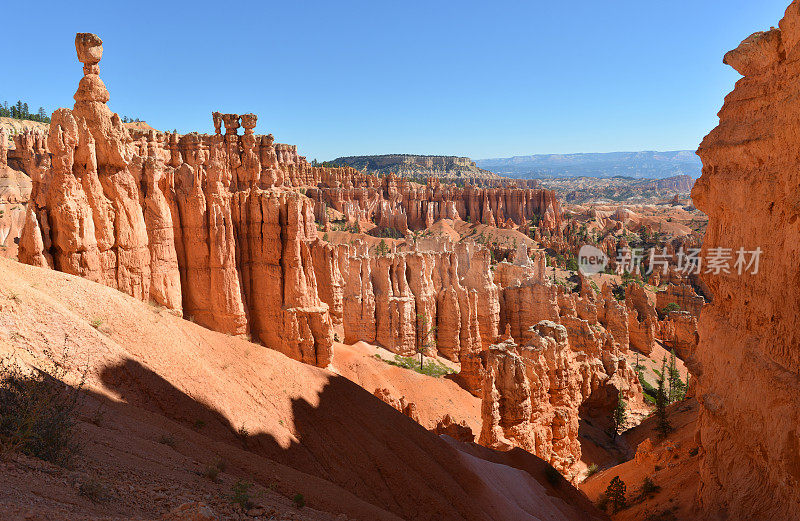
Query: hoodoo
19 33 336 366
4 31 654 485
11 1 799 519
14 33 564 371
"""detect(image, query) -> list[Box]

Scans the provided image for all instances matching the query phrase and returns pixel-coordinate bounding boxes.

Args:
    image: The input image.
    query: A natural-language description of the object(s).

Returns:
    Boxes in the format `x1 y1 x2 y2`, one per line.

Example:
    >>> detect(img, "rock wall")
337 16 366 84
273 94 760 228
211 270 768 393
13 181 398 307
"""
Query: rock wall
692 2 800 518
659 311 698 361
655 282 705 317
314 239 498 376
18 34 334 366
308 174 562 233
0 129 32 259
625 283 657 355
496 271 636 356
480 256 645 480
478 320 640 481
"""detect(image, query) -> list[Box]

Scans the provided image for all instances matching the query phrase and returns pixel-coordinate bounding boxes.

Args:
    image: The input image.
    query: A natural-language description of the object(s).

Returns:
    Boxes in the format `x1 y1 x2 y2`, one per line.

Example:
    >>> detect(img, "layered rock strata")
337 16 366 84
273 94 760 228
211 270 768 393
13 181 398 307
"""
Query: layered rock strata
328 154 499 180
308 174 562 233
481 253 646 479
656 282 705 317
18 34 334 366
309 239 499 391
691 3 800 517
659 311 698 361
478 320 640 480
0 128 32 259
625 282 658 355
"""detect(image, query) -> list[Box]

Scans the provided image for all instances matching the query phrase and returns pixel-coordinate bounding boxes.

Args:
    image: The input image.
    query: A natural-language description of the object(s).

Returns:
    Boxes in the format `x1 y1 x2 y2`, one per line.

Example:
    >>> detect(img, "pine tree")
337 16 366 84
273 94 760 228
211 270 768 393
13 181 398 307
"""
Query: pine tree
415 313 436 371
656 355 672 437
667 349 685 403
376 239 389 257
612 396 627 439
606 476 626 513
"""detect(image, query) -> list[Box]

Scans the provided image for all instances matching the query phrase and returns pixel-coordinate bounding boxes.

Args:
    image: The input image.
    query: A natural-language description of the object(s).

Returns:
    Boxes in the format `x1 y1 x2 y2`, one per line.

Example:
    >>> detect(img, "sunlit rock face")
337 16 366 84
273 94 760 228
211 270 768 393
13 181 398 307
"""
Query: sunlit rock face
18 33 335 366
306 173 563 234
478 320 641 482
692 2 800 518
14 34 568 371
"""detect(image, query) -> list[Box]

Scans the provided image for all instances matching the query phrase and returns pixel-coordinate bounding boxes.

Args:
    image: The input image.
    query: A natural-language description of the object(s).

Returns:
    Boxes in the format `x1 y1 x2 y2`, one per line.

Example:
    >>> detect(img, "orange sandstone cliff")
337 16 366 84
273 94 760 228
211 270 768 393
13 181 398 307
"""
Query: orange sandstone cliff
692 1 800 518
12 33 564 373
7 31 654 490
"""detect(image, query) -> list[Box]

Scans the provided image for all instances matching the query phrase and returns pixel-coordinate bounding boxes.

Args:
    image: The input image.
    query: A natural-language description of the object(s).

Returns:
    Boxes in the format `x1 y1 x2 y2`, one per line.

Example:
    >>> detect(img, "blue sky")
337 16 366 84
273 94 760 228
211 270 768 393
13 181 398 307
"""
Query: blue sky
2 1 790 160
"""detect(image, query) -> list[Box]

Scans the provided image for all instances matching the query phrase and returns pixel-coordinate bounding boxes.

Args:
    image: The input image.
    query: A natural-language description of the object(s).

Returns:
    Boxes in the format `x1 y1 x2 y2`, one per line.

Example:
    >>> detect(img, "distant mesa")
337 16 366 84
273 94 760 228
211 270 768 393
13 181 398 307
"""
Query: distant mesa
328 154 499 180
476 150 702 179
540 174 695 204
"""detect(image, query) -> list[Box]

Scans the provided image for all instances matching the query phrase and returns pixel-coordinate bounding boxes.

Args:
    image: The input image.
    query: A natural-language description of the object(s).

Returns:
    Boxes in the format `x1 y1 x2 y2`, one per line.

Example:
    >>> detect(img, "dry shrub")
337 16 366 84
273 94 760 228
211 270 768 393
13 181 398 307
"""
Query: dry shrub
0 342 86 467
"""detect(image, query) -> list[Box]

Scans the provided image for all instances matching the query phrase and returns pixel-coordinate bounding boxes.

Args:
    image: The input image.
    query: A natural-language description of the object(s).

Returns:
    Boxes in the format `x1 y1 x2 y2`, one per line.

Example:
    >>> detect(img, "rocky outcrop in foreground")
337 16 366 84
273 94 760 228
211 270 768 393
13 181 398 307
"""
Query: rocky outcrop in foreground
692 2 800 518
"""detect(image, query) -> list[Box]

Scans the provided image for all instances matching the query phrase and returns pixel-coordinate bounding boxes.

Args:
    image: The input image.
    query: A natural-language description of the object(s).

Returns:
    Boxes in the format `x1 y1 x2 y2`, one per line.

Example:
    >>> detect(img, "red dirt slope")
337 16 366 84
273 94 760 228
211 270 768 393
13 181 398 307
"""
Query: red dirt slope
580 399 700 520
0 258 605 521
331 341 481 433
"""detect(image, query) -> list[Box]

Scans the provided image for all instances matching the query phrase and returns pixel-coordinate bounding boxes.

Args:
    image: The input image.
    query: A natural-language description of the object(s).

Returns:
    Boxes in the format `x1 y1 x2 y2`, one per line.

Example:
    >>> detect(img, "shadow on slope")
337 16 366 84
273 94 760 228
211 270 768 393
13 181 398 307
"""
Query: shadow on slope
98 357 605 521
0 257 606 521
579 399 700 521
